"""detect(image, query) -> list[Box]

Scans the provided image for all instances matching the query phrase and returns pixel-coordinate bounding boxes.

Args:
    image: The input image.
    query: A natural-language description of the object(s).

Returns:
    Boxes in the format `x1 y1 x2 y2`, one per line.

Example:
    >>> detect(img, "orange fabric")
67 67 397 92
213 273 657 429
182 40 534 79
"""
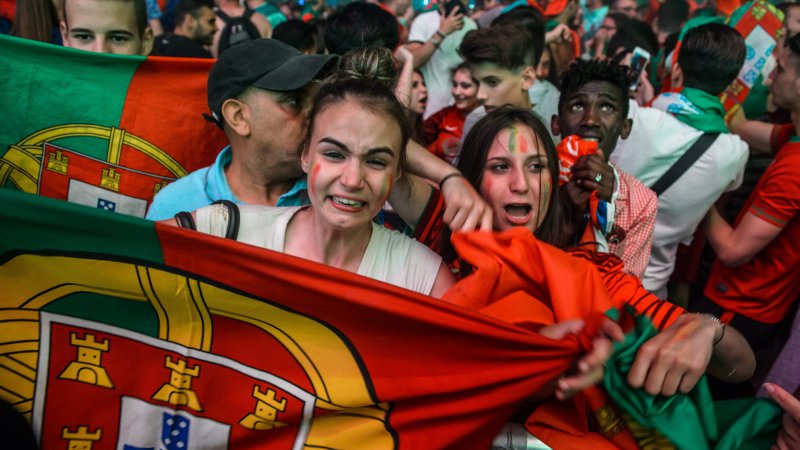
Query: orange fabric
444 228 616 326
444 230 630 446
570 248 685 330
571 28 581 58
442 230 675 447
557 135 598 185
544 0 568 16
717 0 742 16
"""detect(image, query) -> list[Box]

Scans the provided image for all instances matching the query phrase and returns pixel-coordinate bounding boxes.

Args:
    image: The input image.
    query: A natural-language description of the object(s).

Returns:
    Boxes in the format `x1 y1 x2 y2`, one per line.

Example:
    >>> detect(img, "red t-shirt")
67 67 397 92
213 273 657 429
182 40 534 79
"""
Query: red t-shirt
423 106 466 160
705 138 800 324
771 123 794 153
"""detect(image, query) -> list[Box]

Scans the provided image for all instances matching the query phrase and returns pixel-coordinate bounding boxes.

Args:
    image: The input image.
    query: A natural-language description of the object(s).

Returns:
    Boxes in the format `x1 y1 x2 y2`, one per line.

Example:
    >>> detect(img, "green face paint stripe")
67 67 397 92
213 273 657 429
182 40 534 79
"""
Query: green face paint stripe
508 126 518 153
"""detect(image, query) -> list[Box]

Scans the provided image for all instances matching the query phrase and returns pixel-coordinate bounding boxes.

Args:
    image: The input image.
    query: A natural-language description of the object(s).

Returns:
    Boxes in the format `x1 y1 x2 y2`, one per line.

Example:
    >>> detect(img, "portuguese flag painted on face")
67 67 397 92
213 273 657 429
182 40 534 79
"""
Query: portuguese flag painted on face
0 35 227 217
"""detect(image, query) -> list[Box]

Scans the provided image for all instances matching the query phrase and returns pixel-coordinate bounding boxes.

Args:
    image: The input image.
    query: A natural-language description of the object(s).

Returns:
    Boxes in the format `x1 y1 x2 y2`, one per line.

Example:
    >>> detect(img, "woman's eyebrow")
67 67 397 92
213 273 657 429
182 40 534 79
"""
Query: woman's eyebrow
366 147 396 158
319 137 350 152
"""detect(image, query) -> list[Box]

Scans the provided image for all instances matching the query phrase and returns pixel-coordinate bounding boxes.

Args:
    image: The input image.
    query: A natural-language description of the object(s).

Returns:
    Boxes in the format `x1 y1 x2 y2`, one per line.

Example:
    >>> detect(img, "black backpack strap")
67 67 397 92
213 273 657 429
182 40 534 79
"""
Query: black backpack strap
174 211 196 230
216 8 231 23
211 200 240 240
243 7 254 20
650 132 720 197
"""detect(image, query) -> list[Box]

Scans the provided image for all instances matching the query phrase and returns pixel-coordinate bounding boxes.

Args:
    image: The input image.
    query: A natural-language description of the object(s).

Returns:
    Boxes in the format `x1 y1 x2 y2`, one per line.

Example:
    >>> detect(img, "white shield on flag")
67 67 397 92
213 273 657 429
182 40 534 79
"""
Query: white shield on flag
116 396 231 450
68 179 148 217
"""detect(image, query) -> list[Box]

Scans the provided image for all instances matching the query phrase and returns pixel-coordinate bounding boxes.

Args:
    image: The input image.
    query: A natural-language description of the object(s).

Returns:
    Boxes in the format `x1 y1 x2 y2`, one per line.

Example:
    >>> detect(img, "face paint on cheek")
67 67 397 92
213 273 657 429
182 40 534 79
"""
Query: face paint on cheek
309 164 320 196
537 174 552 226
378 175 393 204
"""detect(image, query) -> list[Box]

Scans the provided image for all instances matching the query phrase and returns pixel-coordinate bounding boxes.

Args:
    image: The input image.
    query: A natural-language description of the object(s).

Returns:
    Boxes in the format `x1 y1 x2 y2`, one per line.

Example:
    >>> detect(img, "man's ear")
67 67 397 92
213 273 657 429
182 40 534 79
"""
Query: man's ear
221 98 251 137
140 26 155 56
620 117 633 139
184 14 197 34
551 114 561 136
670 62 683 90
300 146 311 174
521 66 537 91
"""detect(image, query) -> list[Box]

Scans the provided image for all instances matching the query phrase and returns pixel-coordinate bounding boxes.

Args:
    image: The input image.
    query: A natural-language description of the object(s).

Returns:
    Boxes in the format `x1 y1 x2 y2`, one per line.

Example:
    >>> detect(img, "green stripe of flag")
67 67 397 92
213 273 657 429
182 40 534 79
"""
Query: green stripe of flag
0 35 144 162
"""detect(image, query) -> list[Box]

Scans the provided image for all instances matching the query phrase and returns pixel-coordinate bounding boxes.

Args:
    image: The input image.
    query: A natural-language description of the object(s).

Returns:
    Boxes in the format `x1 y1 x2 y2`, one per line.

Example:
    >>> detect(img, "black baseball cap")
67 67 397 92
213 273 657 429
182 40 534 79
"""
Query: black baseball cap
206 38 337 127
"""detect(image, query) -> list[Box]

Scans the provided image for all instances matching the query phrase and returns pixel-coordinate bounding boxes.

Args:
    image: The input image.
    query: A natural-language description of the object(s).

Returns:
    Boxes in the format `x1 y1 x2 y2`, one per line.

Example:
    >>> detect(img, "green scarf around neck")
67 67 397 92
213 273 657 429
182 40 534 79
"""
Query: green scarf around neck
659 87 730 134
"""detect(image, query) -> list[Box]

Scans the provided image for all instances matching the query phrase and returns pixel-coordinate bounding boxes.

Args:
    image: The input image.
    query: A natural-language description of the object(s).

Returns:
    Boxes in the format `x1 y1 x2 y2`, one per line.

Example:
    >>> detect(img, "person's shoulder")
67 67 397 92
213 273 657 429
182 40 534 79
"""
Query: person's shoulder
410 9 440 28
146 166 213 220
714 131 749 161
463 16 478 30
151 34 212 58
407 10 439 41
635 103 684 128
415 10 441 21
232 204 297 229
465 106 486 122
776 139 800 159
238 204 301 218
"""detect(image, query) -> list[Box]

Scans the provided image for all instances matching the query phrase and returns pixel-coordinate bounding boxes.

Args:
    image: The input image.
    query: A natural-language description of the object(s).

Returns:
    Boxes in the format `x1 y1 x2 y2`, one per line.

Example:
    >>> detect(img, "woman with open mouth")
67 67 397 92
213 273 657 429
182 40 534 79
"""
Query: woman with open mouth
402 107 755 400
168 49 455 298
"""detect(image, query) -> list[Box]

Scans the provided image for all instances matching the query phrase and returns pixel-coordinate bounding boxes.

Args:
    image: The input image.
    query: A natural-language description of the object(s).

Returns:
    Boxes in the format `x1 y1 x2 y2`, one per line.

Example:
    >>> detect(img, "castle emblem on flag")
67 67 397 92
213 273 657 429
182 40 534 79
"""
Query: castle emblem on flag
58 332 114 388
151 356 203 412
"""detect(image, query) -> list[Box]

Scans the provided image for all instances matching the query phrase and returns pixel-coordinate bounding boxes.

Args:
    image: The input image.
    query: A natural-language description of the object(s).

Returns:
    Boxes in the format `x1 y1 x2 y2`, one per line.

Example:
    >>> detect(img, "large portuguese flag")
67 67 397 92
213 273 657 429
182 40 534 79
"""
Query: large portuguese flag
0 189 610 449
0 35 227 217
0 189 786 449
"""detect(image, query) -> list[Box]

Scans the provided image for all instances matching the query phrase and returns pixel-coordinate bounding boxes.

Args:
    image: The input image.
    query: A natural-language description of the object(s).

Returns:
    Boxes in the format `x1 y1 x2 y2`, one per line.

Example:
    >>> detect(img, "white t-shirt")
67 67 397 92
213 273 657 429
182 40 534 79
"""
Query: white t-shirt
528 79 560 138
195 204 442 295
610 100 749 295
408 10 477 119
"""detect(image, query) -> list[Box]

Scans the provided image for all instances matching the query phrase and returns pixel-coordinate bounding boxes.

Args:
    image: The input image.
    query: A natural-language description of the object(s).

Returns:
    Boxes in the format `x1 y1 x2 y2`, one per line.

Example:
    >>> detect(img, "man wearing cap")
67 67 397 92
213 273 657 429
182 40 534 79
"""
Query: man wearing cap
147 38 492 233
146 39 335 220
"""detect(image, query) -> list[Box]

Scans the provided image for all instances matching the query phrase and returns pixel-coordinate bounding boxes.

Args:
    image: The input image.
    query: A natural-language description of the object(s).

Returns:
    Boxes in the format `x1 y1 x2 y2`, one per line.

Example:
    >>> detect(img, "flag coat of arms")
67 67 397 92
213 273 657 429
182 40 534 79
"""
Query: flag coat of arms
721 0 785 120
0 35 228 217
0 190 609 449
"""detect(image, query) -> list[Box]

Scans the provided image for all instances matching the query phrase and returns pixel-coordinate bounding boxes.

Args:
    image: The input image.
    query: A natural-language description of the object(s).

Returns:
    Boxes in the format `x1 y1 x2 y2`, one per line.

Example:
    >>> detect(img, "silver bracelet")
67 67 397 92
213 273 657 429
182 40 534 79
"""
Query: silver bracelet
701 313 726 345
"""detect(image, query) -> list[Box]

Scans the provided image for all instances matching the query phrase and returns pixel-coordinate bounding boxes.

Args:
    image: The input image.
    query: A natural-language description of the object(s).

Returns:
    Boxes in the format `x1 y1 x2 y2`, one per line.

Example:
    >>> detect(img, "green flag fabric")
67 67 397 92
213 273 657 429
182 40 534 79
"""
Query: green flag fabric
604 310 782 450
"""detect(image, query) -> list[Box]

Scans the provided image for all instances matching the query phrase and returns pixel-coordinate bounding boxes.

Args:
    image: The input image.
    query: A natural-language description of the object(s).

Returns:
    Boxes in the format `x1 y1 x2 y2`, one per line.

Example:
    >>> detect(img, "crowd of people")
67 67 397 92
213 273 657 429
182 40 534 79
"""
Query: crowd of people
3 0 800 446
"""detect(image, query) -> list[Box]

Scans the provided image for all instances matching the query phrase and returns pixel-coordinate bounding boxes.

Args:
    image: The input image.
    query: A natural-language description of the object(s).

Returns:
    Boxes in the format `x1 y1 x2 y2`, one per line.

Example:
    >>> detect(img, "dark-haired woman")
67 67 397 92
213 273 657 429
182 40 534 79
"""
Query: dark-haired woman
408 107 755 395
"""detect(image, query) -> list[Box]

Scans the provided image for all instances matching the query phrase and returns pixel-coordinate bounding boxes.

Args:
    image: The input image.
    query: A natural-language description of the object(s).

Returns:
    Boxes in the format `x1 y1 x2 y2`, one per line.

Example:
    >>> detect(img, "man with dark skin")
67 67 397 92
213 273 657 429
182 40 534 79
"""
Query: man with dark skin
552 59 656 278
